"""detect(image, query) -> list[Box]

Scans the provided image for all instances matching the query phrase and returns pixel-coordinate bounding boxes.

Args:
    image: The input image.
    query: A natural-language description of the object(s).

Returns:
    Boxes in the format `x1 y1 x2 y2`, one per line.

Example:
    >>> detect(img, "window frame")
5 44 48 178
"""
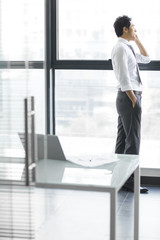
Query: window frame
0 0 160 177
48 0 160 133
50 0 160 178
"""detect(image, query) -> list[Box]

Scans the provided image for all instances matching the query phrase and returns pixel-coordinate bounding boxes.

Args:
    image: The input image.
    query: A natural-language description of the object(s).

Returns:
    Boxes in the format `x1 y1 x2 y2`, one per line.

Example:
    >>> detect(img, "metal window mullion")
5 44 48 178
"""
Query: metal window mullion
31 96 36 183
53 60 113 70
45 0 53 134
0 60 160 71
51 0 57 134
0 61 44 69
24 99 29 186
51 68 55 134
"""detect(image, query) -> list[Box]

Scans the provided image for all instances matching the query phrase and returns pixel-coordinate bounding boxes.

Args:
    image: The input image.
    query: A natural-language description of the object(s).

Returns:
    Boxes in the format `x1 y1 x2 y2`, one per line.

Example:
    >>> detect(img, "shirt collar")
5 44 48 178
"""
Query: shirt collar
118 37 130 45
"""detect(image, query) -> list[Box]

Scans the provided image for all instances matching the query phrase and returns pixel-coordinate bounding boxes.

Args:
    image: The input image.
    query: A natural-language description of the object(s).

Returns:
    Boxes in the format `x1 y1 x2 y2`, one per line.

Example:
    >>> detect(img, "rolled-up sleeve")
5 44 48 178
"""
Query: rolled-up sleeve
136 53 151 64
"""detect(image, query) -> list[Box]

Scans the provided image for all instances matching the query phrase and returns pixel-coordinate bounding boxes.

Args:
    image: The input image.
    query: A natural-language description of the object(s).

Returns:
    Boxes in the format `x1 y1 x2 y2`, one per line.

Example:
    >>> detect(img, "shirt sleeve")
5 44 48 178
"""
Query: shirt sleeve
115 47 133 91
135 53 151 64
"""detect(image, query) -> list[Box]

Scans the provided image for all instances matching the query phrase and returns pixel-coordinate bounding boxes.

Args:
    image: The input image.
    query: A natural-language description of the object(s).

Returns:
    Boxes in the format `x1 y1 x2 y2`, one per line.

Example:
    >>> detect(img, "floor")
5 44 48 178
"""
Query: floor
0 185 160 240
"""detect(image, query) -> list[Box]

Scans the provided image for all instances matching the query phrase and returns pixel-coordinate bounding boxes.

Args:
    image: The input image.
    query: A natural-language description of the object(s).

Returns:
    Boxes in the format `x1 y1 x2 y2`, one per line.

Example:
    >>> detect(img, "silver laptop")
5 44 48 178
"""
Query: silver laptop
18 133 66 160
19 134 116 167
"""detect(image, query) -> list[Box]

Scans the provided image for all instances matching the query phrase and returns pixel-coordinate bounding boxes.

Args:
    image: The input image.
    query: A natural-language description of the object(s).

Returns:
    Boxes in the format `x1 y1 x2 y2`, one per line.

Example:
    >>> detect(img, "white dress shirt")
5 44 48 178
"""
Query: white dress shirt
111 38 151 92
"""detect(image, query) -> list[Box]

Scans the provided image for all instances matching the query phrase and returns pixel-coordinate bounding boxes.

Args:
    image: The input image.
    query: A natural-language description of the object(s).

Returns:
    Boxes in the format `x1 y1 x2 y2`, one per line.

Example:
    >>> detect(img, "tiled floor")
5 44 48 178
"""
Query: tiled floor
0 185 160 240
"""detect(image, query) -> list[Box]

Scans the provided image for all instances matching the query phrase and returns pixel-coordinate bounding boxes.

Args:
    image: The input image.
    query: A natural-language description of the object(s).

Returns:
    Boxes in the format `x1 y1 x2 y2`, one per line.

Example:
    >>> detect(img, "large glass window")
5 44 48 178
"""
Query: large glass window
56 0 160 173
0 0 45 166
55 70 160 169
0 69 45 159
58 0 160 60
55 70 117 139
140 71 160 169
0 0 45 133
0 0 44 61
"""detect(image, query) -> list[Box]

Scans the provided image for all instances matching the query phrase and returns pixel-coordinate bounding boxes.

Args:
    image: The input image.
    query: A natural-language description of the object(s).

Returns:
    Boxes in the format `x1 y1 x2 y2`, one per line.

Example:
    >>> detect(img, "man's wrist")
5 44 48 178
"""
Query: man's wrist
132 97 137 108
125 90 137 107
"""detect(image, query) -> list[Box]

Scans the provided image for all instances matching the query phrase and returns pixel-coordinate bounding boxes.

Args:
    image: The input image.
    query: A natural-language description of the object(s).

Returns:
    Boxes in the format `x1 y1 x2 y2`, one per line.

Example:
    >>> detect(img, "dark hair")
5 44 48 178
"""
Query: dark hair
113 15 131 37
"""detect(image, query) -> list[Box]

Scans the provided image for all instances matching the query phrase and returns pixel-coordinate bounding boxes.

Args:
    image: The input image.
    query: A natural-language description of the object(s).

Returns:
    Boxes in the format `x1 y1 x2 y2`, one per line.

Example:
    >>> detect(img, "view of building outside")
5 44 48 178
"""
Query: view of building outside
0 0 160 169
0 0 45 160
0 0 44 61
0 0 45 136
56 0 160 168
55 70 117 138
58 0 160 60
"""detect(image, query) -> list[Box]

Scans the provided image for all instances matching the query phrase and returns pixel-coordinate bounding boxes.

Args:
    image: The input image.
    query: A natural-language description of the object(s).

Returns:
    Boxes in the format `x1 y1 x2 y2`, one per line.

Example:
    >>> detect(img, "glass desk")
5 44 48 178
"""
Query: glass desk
36 154 139 240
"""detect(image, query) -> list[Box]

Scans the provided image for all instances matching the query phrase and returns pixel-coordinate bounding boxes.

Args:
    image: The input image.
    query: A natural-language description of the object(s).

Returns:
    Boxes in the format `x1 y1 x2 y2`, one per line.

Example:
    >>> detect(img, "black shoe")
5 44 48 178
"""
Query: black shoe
140 186 149 193
122 174 149 193
122 184 148 193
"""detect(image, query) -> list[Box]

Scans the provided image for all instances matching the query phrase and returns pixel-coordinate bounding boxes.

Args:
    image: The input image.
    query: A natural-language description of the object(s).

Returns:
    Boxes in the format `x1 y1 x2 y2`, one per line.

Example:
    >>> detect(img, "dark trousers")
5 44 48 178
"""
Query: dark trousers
115 91 142 155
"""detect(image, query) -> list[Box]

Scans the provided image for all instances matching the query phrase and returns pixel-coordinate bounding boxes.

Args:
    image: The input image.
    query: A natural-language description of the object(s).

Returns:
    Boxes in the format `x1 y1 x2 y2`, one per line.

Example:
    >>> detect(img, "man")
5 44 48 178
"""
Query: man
111 15 151 193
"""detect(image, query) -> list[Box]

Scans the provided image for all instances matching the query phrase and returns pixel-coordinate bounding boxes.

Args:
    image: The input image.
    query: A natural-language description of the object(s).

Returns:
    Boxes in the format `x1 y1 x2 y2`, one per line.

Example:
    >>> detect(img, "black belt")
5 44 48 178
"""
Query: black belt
118 89 142 95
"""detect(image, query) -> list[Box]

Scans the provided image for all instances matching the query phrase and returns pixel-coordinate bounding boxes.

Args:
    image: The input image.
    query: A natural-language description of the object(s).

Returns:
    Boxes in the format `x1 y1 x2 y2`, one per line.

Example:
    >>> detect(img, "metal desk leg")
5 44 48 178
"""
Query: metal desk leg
134 166 140 240
110 188 117 240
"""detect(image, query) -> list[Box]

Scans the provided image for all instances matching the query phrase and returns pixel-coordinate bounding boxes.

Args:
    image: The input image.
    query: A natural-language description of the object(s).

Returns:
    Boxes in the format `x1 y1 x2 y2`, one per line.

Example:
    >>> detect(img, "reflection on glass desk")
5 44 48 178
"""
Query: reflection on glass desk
36 154 140 240
36 154 139 190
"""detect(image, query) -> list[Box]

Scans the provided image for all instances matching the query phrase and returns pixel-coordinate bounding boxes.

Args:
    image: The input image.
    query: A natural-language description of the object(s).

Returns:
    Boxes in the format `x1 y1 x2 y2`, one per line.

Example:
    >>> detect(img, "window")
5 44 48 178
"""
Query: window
0 0 45 169
52 0 160 173
0 0 45 135
0 0 44 61
58 0 160 60
140 71 160 169
55 70 117 139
